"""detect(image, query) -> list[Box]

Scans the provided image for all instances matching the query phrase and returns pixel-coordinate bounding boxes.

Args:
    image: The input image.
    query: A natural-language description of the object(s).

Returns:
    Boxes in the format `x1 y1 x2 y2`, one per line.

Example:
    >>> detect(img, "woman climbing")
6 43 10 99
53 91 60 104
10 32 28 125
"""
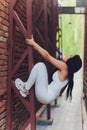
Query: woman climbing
15 37 82 104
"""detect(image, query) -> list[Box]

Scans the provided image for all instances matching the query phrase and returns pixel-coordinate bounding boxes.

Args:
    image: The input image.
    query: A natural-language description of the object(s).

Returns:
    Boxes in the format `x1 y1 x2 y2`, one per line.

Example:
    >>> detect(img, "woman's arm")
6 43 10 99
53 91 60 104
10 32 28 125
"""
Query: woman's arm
26 39 67 71
26 39 50 60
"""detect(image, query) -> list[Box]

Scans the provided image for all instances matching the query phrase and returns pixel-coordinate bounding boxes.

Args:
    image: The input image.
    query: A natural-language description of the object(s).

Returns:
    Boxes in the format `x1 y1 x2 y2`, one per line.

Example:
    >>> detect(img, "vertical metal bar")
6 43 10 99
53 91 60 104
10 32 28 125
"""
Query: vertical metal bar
28 49 36 130
26 0 32 38
43 0 51 120
43 0 48 39
52 0 57 45
26 0 36 130
6 0 14 129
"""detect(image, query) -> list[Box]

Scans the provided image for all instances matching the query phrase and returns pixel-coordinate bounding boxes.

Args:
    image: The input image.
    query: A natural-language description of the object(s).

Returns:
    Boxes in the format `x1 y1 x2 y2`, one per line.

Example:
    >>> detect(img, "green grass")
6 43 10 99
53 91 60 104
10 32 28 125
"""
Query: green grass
58 0 76 7
58 14 84 57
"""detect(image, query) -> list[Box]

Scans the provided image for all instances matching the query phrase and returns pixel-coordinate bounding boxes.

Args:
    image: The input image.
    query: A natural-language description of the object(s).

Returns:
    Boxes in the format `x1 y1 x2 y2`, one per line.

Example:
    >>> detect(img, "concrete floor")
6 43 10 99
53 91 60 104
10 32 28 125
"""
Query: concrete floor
36 69 87 130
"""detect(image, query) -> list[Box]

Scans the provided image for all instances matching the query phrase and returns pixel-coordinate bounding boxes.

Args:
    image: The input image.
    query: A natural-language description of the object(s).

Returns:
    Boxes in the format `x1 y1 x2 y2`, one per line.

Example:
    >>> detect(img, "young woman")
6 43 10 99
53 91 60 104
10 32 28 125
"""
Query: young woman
15 38 82 104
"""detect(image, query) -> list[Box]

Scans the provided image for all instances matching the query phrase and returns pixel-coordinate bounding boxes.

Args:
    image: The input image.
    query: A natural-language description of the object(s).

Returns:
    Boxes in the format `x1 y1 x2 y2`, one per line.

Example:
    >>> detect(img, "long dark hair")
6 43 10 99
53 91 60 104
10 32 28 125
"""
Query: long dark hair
66 55 82 99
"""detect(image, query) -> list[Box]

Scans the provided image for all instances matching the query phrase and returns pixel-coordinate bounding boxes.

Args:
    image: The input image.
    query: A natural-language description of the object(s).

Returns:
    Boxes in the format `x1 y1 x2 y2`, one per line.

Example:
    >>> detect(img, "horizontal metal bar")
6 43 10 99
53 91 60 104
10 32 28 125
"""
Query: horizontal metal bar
60 7 85 14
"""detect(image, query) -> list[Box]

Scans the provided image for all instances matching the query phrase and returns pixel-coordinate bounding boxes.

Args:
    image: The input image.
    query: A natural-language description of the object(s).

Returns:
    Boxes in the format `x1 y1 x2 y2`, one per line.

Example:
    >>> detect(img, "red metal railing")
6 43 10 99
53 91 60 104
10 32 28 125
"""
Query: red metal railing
6 0 35 130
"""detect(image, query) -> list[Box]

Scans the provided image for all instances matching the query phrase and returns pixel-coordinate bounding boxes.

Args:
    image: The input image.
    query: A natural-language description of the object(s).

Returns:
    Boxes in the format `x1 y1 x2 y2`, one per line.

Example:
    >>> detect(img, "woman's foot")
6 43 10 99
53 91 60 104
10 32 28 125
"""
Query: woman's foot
15 78 29 97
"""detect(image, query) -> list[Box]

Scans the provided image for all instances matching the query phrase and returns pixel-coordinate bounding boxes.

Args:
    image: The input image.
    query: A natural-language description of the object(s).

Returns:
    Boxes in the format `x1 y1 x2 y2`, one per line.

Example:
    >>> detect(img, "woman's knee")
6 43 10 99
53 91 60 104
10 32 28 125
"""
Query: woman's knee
35 62 46 68
33 62 47 72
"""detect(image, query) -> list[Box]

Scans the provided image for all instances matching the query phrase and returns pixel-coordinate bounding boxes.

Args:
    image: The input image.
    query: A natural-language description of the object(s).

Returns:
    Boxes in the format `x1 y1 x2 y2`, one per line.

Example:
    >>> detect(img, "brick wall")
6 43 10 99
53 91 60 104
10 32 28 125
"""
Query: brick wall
0 0 9 130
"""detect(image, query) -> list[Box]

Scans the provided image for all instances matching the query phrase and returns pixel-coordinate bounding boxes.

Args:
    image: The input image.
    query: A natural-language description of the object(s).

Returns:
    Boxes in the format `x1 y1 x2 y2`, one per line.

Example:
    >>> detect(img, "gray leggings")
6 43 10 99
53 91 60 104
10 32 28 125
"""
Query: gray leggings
25 62 67 104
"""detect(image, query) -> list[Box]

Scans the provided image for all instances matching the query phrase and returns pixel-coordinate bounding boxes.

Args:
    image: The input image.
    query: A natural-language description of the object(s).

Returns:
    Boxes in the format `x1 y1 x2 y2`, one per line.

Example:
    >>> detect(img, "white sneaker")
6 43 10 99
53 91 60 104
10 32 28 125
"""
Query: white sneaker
19 90 29 97
15 78 29 97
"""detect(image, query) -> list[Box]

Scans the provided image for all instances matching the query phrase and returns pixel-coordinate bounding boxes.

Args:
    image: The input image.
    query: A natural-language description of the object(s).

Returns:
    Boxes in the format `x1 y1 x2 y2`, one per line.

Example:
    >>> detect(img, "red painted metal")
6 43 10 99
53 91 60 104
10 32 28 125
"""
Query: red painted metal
32 0 59 121
13 10 27 37
6 0 60 128
6 0 36 130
